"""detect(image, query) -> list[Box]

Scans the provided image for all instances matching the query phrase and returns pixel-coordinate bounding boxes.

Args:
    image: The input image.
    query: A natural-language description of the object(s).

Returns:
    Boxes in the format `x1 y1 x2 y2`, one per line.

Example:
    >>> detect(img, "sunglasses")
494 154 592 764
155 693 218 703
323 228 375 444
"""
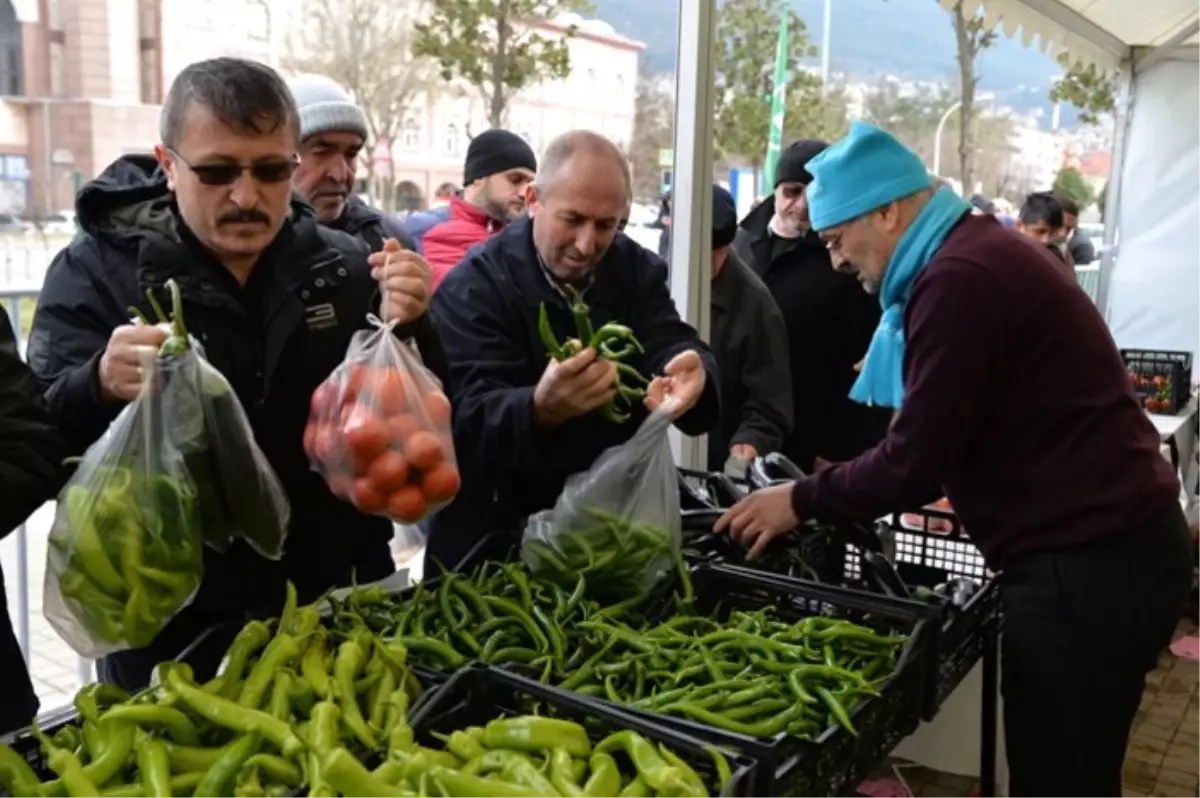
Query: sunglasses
168 148 299 186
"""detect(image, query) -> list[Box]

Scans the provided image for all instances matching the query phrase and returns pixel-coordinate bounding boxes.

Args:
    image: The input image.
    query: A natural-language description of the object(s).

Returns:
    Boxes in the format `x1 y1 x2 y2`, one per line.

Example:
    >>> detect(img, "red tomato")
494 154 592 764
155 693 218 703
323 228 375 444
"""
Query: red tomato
344 416 391 467
422 390 452 427
341 364 368 403
387 413 422 446
313 426 345 466
326 472 353 499
367 450 409 493
387 485 427 523
350 478 388 514
310 382 335 418
302 422 318 457
367 370 408 416
421 461 461 503
404 430 444 471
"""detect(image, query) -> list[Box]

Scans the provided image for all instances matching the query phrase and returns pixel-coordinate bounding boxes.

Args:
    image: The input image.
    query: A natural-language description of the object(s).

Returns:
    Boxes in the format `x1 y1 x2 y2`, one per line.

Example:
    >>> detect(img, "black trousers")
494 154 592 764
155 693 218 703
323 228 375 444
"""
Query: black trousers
1000 503 1193 797
0 564 38 735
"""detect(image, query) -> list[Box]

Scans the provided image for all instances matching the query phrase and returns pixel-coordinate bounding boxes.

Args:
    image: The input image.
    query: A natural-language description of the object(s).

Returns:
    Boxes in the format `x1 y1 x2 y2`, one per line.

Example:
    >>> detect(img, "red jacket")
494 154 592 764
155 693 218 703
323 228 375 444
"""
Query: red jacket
423 197 501 288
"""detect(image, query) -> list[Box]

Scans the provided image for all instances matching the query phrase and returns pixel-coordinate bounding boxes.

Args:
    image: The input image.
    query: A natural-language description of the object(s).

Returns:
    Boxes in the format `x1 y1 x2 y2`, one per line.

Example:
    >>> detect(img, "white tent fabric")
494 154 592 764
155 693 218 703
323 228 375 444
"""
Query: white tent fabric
936 0 1199 68
1106 57 1200 365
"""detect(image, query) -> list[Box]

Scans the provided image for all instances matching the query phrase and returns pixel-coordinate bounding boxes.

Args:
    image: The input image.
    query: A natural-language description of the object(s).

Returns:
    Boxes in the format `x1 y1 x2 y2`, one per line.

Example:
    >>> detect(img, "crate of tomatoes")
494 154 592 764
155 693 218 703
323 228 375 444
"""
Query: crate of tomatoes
1121 348 1193 414
305 316 460 525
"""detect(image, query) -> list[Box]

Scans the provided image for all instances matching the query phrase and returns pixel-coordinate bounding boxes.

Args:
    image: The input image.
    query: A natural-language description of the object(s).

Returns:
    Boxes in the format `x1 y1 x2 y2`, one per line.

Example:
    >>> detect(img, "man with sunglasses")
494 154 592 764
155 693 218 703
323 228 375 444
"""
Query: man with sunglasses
27 57 438 691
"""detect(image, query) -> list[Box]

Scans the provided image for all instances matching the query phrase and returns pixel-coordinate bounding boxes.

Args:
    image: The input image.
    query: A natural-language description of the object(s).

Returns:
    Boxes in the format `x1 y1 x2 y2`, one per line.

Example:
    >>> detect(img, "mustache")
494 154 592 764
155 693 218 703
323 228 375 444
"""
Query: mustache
314 183 347 198
218 209 270 225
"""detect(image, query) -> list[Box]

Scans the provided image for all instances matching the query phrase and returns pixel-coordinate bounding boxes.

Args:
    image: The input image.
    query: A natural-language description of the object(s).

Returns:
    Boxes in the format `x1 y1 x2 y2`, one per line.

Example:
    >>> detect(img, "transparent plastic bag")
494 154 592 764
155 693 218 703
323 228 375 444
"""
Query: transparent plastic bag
305 315 460 527
144 280 290 558
43 355 204 658
522 409 682 601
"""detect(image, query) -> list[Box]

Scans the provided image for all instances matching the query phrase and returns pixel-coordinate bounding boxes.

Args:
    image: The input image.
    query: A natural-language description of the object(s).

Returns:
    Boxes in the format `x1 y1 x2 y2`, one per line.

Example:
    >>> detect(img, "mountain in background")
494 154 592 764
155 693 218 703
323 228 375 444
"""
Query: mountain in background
589 0 1078 126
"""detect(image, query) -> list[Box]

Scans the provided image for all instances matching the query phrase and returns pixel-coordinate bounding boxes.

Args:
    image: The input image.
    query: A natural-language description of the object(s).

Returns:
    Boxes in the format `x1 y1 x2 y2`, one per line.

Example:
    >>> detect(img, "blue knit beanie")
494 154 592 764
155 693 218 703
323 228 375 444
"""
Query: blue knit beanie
806 122 933 231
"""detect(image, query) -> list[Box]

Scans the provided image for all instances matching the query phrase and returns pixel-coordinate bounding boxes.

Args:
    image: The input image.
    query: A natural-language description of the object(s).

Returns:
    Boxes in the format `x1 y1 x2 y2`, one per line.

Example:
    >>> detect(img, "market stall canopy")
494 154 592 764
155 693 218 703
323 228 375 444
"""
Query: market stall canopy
936 0 1200 68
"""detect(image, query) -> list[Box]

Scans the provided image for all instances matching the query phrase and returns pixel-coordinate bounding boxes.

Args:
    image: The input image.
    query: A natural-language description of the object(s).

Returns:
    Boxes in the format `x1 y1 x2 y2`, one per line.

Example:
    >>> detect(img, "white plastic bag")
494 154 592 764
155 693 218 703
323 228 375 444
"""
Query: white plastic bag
522 410 681 601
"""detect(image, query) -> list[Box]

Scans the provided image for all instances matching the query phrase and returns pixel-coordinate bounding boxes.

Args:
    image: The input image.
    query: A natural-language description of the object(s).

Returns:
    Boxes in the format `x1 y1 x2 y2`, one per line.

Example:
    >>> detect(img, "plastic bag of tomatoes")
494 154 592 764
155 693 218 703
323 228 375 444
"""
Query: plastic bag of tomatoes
304 316 460 525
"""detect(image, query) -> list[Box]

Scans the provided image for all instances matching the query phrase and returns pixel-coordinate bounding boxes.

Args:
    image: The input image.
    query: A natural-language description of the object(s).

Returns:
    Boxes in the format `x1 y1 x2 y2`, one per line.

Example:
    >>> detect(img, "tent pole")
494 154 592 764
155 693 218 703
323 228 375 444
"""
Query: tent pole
667 0 718 470
1095 57 1133 320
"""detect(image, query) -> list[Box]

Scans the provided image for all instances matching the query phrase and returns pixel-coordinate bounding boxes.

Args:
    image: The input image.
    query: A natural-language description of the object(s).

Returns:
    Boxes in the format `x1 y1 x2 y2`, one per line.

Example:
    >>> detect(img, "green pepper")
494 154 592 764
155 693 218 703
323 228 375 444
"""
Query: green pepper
161 665 303 760
656 743 706 798
564 285 595 347
74 683 130 724
594 730 690 795
500 754 559 796
268 670 292 721
618 776 650 797
482 717 591 758
191 732 261 797
537 304 566 361
216 621 271 700
383 690 414 753
548 748 584 797
97 705 199 745
444 730 486 763
237 633 300 709
307 701 341 798
320 747 416 798
332 639 379 750
394 636 467 669
816 685 857 736
135 738 171 798
98 773 203 798
583 752 620 797
33 726 101 798
244 754 302 787
300 630 332 700
0 743 40 797
162 742 224 773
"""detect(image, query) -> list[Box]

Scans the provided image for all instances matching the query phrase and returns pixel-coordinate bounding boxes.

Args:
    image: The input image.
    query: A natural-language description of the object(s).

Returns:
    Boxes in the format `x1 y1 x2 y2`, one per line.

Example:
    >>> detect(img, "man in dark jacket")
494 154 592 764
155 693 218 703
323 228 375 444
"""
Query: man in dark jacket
27 57 440 691
0 305 67 734
733 139 891 472
707 184 791 474
286 74 417 253
428 130 720 569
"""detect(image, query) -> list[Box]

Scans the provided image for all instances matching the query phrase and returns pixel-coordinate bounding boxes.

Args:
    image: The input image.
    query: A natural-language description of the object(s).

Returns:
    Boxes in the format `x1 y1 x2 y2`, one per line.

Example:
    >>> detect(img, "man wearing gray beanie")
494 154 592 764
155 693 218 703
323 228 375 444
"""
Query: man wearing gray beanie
286 73 416 253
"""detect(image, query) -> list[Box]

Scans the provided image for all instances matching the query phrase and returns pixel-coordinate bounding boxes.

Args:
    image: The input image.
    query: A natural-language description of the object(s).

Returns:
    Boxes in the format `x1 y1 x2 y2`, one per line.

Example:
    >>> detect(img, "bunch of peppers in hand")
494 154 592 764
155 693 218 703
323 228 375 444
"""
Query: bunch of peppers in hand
538 286 650 423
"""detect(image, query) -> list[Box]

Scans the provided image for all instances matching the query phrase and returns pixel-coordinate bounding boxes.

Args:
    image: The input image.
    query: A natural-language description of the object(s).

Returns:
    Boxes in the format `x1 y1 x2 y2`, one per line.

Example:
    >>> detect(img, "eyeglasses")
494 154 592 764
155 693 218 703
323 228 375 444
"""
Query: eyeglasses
167 147 299 186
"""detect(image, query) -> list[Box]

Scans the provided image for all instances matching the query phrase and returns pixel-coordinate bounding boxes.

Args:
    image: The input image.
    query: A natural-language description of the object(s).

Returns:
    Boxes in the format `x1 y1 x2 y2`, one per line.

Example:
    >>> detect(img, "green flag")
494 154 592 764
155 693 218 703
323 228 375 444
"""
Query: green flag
763 9 789 194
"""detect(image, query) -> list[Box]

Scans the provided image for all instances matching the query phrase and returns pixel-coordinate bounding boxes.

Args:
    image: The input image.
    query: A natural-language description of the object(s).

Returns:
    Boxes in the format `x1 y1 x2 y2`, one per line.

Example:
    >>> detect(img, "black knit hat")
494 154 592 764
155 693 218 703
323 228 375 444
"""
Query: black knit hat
774 139 829 188
463 129 538 185
712 184 738 249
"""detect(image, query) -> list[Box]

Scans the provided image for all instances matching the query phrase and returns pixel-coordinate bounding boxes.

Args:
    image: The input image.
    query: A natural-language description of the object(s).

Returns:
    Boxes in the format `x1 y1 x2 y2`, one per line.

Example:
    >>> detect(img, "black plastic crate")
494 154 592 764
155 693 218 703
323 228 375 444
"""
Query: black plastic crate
591 564 931 796
409 664 758 797
680 510 846 584
1121 348 1194 414
843 507 1001 718
0 705 79 787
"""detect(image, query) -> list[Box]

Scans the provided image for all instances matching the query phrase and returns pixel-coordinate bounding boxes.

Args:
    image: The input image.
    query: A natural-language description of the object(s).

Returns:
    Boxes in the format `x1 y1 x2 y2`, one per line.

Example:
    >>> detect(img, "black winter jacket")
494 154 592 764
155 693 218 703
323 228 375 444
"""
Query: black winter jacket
427 218 720 569
27 154 447 617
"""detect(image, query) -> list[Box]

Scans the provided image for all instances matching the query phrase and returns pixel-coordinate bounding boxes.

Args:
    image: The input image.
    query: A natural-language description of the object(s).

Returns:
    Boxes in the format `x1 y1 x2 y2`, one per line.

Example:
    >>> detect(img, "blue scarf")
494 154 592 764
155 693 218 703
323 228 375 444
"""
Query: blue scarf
849 185 970 408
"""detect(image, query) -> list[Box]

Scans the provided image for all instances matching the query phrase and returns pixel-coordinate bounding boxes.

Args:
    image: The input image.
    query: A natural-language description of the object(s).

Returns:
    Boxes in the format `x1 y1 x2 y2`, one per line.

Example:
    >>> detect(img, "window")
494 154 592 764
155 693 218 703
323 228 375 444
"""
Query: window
444 123 459 155
246 0 271 42
0 0 22 97
402 118 419 152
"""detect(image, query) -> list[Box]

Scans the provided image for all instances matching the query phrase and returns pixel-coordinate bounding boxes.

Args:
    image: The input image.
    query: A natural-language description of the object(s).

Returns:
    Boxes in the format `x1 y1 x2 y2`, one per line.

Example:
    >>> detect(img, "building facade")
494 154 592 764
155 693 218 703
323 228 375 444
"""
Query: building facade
0 0 276 217
386 14 642 211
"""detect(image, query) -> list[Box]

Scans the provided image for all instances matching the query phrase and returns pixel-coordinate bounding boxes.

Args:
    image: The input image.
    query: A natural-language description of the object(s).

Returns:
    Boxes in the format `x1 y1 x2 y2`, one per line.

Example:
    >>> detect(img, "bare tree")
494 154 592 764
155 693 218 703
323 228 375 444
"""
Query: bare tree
282 0 441 209
949 0 996 194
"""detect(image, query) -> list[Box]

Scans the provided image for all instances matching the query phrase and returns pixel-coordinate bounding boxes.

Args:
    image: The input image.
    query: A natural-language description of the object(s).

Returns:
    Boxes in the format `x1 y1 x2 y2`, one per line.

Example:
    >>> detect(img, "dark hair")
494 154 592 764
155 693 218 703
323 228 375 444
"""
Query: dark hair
160 57 300 150
1045 242 1067 263
1055 194 1080 216
1019 191 1064 228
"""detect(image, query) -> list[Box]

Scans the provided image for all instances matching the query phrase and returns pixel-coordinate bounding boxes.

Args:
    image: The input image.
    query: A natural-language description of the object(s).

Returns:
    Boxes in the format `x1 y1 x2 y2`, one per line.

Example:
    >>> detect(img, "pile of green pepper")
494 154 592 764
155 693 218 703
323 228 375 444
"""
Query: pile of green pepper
557 608 905 739
537 286 650 423
319 715 729 797
0 584 424 798
524 506 678 602
329 561 659 680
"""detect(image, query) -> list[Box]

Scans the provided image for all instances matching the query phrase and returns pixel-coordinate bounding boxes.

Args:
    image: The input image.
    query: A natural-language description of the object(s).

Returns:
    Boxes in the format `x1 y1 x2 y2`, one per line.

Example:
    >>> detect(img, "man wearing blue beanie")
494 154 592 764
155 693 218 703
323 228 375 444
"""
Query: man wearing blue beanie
718 122 1192 796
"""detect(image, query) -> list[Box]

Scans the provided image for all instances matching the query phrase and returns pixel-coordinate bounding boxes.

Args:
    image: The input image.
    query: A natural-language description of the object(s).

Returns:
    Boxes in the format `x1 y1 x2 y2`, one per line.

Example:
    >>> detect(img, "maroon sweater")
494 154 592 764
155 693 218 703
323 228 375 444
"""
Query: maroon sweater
793 214 1180 568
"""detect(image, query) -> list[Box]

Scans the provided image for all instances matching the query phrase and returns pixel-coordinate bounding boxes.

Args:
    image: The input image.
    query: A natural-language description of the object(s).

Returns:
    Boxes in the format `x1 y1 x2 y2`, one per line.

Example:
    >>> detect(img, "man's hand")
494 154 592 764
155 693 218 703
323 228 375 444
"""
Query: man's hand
714 482 800 560
533 346 617 428
644 349 706 417
98 323 169 402
731 444 757 463
370 238 431 324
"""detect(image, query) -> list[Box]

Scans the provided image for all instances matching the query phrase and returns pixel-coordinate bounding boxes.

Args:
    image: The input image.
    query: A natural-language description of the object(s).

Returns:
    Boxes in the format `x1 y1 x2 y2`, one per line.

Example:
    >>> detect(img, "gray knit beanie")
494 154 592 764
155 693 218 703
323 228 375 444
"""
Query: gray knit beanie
286 74 369 141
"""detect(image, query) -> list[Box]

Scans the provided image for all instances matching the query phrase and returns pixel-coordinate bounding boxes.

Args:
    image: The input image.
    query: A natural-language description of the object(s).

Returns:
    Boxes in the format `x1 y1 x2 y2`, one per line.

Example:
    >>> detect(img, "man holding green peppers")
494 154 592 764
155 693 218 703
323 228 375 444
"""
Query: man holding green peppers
429 130 720 570
28 58 441 690
717 123 1192 796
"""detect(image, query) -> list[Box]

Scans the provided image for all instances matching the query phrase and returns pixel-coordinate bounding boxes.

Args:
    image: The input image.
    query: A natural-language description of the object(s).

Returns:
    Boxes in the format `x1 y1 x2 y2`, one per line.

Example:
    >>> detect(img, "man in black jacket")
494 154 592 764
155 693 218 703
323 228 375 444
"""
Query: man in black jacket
27 57 441 690
732 140 891 472
0 305 67 734
707 184 791 474
286 74 418 253
428 130 720 569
